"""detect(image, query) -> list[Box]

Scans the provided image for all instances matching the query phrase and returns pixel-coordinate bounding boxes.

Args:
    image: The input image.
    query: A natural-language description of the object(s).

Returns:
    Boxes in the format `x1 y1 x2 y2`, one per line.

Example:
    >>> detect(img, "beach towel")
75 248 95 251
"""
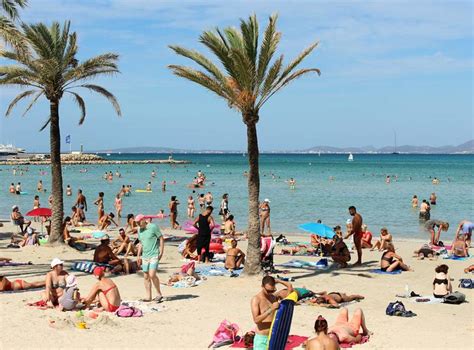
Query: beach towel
195 265 243 277
442 255 470 261
164 235 187 243
340 335 370 348
277 259 329 270
0 261 33 267
27 300 50 310
409 296 443 304
115 305 143 317
369 269 402 275
71 261 113 273
231 335 308 349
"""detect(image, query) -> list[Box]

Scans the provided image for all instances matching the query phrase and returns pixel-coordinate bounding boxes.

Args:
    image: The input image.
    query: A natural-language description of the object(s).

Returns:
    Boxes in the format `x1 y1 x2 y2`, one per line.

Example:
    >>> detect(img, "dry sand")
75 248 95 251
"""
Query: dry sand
0 221 472 349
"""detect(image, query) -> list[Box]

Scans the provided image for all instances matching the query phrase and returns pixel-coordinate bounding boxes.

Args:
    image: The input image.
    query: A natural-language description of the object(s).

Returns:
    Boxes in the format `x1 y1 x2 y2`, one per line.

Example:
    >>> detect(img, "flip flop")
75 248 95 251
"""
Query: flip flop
153 296 164 303
139 298 152 302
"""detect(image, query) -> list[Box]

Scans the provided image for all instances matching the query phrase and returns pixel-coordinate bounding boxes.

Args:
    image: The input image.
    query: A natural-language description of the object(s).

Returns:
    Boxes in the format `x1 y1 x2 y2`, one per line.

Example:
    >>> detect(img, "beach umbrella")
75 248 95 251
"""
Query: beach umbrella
298 222 335 239
26 208 52 234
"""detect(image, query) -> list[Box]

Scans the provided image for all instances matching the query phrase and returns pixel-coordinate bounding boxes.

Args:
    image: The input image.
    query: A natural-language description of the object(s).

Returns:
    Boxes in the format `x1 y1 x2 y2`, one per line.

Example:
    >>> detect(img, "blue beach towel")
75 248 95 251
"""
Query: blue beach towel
277 259 329 270
370 269 402 275
71 261 113 273
442 255 470 261
195 265 243 277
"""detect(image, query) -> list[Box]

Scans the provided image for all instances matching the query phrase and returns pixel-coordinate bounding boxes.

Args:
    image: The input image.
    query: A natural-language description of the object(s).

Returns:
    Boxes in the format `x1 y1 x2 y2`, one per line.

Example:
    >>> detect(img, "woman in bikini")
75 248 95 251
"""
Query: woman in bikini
433 264 452 298
82 266 121 312
259 199 271 236
370 228 392 251
327 308 372 346
380 244 412 272
187 195 195 218
0 275 46 292
94 192 105 225
310 291 365 308
114 194 122 218
41 258 69 306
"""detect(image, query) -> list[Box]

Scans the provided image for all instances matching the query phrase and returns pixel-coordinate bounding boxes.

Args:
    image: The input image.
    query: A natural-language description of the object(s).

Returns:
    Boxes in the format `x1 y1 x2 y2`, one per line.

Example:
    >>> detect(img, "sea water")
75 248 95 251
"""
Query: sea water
1 153 472 239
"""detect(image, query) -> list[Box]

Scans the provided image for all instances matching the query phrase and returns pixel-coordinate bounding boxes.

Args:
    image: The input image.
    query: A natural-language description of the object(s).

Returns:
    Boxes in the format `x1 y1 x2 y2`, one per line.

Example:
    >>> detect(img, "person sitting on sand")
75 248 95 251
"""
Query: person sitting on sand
41 258 69 306
360 224 372 249
179 234 198 260
225 239 245 273
58 274 81 311
425 220 449 246
370 228 392 251
63 216 85 247
20 227 38 247
327 308 372 346
309 291 365 308
251 276 294 350
281 244 317 256
433 264 452 298
112 228 136 256
11 205 31 234
413 243 437 260
224 215 236 236
82 267 121 312
380 243 412 272
451 235 469 258
306 315 340 350
70 207 94 226
0 275 46 292
98 212 118 231
125 214 138 236
167 261 201 285
331 236 350 268
455 220 473 248
93 235 123 273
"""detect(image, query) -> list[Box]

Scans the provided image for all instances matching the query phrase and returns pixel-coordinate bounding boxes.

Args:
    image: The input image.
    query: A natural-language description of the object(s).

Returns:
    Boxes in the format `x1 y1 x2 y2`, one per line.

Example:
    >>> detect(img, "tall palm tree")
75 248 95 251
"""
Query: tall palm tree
0 0 28 51
169 14 320 274
0 21 121 243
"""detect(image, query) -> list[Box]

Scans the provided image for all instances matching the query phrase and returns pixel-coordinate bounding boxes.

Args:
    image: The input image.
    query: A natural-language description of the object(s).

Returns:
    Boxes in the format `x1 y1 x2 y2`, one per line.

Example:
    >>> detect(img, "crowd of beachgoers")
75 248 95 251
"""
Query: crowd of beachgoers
1 166 473 349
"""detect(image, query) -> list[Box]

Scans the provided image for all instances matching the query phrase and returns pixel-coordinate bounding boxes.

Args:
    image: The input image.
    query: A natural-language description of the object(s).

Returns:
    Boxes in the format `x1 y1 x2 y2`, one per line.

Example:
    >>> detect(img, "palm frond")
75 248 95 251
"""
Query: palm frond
39 116 50 131
256 14 280 89
0 16 28 53
5 89 35 116
79 84 121 116
67 91 86 124
240 14 258 67
22 89 43 116
277 41 319 83
1 0 27 20
257 54 283 108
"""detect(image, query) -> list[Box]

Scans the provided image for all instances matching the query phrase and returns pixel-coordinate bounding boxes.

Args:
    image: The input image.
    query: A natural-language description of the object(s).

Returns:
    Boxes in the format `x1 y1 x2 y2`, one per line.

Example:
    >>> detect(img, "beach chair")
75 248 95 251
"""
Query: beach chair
261 236 276 273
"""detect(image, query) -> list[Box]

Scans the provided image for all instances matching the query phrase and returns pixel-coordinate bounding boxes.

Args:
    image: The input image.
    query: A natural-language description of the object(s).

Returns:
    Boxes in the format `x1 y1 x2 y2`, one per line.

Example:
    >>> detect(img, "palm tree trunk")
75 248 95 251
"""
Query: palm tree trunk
48 99 64 243
243 117 261 274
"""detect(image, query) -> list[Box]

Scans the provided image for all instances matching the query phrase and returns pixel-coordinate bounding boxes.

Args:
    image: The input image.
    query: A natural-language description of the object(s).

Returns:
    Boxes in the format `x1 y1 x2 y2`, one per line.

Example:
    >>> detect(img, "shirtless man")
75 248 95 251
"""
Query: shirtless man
98 212 118 230
251 276 293 350
225 239 245 273
74 189 87 221
204 192 213 208
93 236 123 273
345 206 363 266
306 316 340 350
327 308 372 346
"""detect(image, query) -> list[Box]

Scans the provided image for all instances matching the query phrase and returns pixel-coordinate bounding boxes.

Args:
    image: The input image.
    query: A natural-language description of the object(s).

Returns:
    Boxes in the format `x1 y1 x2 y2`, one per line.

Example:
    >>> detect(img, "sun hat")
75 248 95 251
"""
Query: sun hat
93 266 105 277
135 214 145 222
51 257 64 268
12 205 18 210
66 274 77 288
264 198 270 203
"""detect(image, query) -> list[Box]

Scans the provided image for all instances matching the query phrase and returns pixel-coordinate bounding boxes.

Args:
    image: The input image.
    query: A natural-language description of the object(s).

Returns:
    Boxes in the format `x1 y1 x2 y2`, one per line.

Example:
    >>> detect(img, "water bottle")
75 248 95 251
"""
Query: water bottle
405 284 410 297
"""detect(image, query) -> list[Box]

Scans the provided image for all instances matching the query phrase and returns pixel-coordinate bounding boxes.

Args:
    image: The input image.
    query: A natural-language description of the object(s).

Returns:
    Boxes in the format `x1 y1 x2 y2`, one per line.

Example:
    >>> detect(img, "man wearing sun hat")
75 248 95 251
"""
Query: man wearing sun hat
136 214 165 302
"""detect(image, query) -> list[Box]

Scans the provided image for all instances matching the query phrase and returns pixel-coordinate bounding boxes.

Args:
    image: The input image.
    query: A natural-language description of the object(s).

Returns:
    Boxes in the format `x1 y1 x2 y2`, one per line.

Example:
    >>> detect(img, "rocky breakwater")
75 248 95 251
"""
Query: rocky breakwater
0 153 190 165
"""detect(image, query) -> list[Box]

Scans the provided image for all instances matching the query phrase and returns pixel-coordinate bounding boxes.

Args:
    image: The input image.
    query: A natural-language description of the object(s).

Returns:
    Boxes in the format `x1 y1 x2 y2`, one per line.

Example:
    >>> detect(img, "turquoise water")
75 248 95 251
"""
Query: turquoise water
1 154 473 239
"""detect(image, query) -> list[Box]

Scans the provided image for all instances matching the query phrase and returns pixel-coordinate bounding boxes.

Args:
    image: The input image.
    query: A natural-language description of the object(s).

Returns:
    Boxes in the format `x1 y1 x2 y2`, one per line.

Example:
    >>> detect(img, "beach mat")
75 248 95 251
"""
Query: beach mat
163 235 187 243
340 335 370 348
369 269 402 275
195 265 243 277
231 335 307 349
442 255 470 261
409 296 444 304
71 261 113 274
277 259 329 270
0 261 33 267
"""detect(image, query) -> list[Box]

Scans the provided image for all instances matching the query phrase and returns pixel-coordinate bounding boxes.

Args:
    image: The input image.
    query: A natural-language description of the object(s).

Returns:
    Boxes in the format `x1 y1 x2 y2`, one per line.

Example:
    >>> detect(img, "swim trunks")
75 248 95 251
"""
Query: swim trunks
141 256 158 272
253 334 269 350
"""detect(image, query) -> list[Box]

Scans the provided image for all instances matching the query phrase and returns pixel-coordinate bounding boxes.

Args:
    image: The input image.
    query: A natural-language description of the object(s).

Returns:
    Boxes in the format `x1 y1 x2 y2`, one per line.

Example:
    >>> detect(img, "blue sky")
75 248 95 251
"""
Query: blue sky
0 0 472 152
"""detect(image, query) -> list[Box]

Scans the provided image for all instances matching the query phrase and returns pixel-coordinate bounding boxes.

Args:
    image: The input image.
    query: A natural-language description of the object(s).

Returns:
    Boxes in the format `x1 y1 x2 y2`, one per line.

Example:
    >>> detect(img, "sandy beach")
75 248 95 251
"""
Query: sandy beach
0 221 472 350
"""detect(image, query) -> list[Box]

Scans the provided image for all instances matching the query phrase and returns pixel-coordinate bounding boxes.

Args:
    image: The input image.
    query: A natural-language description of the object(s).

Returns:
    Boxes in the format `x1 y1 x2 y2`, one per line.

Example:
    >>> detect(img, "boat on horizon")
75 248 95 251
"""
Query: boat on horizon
0 144 25 155
348 153 354 161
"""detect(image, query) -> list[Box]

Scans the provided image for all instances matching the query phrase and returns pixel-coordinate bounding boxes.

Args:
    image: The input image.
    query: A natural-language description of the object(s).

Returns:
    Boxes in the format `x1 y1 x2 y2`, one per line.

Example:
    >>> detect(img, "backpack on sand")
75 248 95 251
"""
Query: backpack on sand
443 292 466 304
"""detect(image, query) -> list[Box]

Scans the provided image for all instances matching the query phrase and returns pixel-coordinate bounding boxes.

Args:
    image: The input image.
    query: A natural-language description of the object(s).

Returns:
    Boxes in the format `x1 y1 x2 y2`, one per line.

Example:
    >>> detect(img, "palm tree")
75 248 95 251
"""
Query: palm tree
169 14 320 274
0 21 121 243
0 0 28 51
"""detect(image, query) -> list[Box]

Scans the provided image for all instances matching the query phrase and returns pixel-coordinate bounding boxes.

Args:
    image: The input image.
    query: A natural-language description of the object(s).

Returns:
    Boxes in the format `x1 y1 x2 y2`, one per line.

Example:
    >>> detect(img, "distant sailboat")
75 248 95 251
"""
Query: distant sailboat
348 153 354 161
392 130 400 154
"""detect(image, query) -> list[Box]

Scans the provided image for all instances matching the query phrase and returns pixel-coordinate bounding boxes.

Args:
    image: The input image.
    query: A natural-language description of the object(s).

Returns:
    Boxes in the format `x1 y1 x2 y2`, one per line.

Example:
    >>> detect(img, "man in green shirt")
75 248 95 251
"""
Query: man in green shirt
136 214 164 302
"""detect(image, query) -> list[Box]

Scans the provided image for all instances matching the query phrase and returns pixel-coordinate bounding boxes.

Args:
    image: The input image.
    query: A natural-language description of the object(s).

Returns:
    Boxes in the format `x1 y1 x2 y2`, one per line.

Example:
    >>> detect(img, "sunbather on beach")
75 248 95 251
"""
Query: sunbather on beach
360 225 372 249
413 244 437 260
370 228 392 251
82 267 121 312
309 291 365 308
93 235 123 273
327 308 372 346
433 264 452 298
167 261 201 285
41 258 69 306
112 228 135 256
179 234 198 260
451 236 468 257
125 214 139 236
306 315 340 350
11 205 31 234
425 220 449 246
380 243 412 272
251 276 293 350
225 239 245 272
0 275 46 292
456 220 473 247
98 212 118 230
331 236 350 268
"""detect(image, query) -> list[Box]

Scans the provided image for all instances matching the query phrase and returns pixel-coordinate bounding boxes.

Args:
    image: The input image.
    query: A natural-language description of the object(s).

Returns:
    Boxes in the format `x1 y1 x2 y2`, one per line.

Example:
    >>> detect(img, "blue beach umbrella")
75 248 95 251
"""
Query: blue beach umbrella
298 223 335 239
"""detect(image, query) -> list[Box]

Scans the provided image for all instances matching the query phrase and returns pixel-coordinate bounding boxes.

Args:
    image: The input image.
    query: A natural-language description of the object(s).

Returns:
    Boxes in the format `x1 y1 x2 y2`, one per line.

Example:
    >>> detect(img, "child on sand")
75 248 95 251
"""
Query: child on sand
58 274 81 311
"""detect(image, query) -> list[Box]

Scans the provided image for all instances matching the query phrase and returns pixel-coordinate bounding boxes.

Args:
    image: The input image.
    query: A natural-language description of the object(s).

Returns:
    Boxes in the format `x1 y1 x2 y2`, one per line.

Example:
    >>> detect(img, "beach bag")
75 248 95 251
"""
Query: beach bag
443 292 466 304
115 305 143 317
208 320 240 348
459 279 473 289
386 301 406 316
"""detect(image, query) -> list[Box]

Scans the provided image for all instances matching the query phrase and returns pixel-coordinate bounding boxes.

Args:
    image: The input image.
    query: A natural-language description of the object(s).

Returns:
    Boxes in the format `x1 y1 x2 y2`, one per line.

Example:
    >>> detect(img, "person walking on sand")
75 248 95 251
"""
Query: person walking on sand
259 199 271 236
136 214 164 303
251 276 294 350
345 206 363 266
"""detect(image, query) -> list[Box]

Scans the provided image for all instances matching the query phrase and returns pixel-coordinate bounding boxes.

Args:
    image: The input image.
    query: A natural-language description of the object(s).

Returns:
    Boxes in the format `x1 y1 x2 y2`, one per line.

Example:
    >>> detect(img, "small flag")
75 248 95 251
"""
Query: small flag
65 135 71 144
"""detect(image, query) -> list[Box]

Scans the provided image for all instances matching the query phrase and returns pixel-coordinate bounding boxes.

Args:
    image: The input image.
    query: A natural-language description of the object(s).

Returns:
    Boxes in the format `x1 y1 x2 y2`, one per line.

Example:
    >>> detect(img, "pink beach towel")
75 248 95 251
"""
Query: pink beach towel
340 335 370 348
231 335 308 349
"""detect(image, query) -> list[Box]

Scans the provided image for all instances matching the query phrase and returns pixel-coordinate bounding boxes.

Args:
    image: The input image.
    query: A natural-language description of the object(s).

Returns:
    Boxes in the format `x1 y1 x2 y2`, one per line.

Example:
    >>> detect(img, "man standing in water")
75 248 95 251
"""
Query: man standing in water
251 276 293 350
136 214 164 302
74 189 87 221
345 206 363 266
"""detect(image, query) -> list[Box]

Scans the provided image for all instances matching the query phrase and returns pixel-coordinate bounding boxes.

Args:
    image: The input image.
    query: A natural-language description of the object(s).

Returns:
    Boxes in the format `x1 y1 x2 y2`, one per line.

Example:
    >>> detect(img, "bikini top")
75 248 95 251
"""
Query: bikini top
52 280 66 289
433 278 448 285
